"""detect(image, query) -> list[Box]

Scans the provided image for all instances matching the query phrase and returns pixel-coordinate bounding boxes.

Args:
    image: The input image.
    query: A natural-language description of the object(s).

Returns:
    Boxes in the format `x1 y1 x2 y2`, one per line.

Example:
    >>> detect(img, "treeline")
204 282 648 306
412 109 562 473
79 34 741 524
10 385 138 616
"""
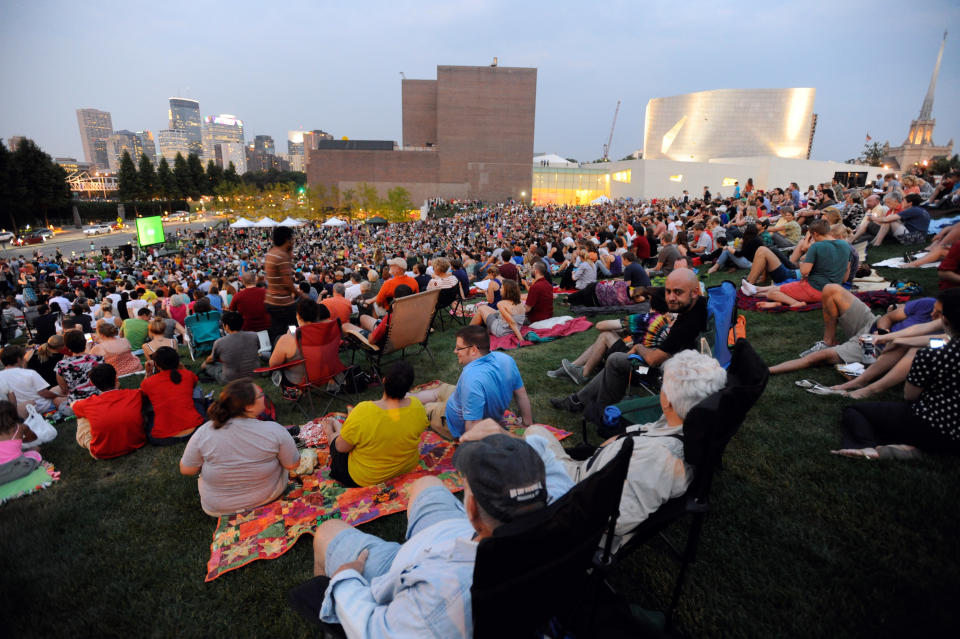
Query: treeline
0 138 71 230
117 151 307 202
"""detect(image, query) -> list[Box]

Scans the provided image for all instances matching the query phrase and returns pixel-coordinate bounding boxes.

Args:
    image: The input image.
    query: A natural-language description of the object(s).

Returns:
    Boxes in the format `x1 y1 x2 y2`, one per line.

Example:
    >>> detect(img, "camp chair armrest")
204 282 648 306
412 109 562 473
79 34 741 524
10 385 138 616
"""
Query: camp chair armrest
253 359 305 374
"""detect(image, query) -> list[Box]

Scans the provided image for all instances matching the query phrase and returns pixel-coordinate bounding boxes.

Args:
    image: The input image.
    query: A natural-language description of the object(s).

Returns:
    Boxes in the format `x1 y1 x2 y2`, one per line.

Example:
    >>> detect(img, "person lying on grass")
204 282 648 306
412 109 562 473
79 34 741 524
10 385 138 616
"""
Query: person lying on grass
740 219 849 309
470 278 527 342
319 361 427 487
832 288 960 460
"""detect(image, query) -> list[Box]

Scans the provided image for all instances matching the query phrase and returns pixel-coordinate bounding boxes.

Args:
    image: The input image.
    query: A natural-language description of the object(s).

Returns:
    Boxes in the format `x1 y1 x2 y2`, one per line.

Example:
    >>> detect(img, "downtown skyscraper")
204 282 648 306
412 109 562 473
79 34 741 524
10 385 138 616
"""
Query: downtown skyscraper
168 97 202 155
76 108 113 170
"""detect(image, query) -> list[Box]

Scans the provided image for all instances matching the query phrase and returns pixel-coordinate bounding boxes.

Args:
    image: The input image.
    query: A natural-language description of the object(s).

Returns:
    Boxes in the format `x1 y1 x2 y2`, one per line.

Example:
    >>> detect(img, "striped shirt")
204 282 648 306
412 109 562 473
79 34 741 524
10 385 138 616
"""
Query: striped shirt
264 247 295 306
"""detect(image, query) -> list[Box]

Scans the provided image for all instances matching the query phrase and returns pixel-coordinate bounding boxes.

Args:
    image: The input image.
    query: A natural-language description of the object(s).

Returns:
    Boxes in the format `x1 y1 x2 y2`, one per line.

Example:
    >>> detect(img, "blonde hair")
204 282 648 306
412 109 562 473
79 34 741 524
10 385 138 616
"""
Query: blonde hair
36 334 64 362
98 321 119 338
149 318 167 336
432 257 450 274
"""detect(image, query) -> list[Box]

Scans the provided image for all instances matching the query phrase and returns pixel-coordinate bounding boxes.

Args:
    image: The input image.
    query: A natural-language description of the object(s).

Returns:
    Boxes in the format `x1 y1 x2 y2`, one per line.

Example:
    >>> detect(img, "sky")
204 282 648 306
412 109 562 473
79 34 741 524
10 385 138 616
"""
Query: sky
2 0 959 165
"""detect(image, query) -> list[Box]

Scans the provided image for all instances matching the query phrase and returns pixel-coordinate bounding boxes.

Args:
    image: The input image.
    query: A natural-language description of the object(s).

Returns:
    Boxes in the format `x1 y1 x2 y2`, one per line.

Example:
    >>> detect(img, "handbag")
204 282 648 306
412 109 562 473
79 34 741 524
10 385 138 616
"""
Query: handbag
22 404 58 450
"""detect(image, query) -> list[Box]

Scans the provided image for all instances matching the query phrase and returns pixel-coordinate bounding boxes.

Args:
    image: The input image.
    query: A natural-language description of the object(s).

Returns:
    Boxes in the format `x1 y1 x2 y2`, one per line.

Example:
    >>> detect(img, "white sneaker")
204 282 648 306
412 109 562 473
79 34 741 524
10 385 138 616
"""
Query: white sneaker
740 279 757 296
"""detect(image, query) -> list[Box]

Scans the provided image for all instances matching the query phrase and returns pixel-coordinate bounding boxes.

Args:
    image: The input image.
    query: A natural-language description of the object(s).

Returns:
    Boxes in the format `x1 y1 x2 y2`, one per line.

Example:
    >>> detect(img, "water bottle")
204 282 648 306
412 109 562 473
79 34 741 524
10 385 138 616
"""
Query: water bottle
603 406 622 429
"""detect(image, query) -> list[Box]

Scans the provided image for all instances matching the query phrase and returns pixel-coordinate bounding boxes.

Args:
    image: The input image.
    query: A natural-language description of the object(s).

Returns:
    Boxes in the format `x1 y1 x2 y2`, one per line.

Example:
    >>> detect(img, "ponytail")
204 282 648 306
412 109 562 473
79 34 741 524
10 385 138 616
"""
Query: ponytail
207 378 256 429
152 346 182 384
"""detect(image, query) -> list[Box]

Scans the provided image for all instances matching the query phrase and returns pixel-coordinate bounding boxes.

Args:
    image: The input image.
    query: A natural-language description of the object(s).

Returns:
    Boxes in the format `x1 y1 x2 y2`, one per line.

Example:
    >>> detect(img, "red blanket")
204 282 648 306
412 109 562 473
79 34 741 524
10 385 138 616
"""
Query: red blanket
490 316 593 350
735 289 902 313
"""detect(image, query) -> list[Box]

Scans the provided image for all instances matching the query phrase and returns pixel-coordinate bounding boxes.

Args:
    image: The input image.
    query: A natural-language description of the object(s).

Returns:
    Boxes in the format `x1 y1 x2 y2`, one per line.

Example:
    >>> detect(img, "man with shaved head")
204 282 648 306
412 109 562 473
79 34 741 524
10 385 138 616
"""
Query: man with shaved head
551 268 708 413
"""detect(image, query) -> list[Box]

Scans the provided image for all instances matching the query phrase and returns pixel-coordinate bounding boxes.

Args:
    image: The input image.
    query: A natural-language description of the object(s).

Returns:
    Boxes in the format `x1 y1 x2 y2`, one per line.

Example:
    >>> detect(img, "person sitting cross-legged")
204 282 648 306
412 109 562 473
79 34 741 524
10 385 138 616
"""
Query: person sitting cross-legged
310 419 573 637
201 310 260 385
530 350 726 552
73 363 146 460
0 344 68 419
319 361 428 487
550 268 707 414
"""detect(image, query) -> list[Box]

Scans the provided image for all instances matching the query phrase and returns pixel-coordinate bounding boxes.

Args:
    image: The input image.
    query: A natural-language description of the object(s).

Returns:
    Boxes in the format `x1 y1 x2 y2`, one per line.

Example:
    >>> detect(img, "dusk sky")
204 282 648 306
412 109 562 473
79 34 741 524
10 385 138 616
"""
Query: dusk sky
2 0 958 165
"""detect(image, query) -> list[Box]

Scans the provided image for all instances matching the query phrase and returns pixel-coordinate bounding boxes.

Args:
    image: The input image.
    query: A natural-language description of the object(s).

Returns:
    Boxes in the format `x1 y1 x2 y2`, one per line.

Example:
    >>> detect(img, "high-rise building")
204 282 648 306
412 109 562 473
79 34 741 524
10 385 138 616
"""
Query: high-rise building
287 130 306 155
202 114 245 162
55 157 94 174
136 131 157 164
278 153 304 172
883 32 953 170
254 135 275 155
216 142 247 174
105 130 141 171
157 129 192 163
168 97 202 155
76 108 114 169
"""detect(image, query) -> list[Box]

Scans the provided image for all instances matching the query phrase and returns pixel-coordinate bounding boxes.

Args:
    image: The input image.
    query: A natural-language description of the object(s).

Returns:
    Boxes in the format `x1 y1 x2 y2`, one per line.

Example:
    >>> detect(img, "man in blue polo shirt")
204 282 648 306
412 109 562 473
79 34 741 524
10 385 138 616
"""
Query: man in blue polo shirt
413 325 533 440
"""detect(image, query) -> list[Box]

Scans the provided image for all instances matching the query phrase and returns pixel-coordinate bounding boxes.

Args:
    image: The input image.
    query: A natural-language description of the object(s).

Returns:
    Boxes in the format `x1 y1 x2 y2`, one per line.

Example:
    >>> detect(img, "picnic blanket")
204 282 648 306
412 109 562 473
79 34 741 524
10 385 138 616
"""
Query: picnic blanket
736 289 900 313
872 253 941 269
0 461 60 506
489 315 593 351
570 301 651 317
204 410 571 582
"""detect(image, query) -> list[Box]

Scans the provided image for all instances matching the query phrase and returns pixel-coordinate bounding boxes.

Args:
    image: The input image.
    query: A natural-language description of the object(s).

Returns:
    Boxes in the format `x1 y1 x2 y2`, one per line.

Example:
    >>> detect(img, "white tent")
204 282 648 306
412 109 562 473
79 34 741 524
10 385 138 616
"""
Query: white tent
254 217 279 227
229 217 254 228
279 216 304 227
533 153 577 167
322 217 347 227
590 195 612 205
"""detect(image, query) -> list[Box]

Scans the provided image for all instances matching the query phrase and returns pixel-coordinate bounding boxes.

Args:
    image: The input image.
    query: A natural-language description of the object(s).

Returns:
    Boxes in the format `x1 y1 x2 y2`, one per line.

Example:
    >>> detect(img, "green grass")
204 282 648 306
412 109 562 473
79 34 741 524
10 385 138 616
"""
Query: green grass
2 244 958 638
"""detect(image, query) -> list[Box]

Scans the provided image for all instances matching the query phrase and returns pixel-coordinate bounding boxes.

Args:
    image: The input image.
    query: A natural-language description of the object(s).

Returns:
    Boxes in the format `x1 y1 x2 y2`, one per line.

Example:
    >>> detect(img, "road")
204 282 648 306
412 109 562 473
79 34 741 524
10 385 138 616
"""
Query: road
2 219 223 260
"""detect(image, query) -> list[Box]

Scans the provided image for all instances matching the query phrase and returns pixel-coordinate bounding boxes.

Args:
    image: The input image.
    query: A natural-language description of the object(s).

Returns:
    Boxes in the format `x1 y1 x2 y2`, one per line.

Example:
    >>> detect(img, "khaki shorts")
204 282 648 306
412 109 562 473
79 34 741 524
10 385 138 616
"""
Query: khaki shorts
424 383 457 440
833 300 877 364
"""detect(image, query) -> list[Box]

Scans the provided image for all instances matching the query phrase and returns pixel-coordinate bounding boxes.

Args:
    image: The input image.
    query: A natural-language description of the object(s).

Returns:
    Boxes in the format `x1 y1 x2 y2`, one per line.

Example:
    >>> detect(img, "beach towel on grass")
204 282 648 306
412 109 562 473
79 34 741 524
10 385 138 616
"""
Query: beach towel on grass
736 289 901 313
0 461 60 506
204 408 571 582
489 316 593 351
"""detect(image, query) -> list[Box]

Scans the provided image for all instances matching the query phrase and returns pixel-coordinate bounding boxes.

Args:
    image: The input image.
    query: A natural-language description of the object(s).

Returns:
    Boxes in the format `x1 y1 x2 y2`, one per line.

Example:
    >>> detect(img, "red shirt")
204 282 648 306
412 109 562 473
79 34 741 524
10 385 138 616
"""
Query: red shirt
322 295 352 326
73 389 145 459
376 275 419 308
938 242 960 290
632 234 651 259
230 286 271 331
525 277 554 324
140 369 204 438
498 262 520 282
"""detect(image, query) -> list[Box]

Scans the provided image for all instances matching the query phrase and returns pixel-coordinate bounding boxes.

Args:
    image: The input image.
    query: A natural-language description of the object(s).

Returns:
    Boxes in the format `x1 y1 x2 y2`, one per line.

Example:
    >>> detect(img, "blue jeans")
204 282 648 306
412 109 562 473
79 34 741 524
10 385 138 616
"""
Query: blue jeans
715 251 752 270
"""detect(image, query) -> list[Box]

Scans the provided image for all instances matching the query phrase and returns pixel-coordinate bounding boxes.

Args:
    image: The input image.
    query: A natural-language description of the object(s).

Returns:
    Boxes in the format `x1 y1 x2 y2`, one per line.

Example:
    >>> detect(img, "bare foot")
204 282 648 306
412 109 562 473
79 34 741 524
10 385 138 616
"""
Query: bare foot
757 301 783 309
845 388 875 400
830 448 879 459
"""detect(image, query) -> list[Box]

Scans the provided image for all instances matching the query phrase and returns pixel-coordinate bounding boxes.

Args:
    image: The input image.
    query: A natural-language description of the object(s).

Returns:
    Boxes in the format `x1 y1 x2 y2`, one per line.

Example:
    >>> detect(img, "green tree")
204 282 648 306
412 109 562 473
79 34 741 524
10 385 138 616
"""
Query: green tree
156 156 175 201
929 154 960 175
857 142 885 167
357 182 382 214
137 153 156 200
116 151 139 202
186 153 205 199
0 139 70 229
205 160 223 194
383 186 415 222
173 153 191 199
340 187 357 220
223 161 241 186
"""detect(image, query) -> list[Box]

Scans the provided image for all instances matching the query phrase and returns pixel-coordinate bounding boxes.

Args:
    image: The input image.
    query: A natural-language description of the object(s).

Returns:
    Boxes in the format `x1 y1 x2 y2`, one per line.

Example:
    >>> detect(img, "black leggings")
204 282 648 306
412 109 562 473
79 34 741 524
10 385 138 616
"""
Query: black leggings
567 282 597 306
841 402 959 453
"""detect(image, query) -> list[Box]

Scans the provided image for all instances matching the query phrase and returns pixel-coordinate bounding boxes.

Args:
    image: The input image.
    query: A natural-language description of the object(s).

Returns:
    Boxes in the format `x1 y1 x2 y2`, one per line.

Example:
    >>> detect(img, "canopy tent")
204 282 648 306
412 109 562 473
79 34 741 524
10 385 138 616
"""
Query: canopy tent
365 216 388 225
279 216 304 227
229 217 254 228
533 153 577 167
322 217 347 227
253 217 279 227
590 195 612 205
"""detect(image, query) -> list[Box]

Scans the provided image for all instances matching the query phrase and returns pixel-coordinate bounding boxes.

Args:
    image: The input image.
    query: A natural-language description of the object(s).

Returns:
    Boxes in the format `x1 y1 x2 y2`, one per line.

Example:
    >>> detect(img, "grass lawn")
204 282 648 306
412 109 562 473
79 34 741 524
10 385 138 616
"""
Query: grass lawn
2 243 958 637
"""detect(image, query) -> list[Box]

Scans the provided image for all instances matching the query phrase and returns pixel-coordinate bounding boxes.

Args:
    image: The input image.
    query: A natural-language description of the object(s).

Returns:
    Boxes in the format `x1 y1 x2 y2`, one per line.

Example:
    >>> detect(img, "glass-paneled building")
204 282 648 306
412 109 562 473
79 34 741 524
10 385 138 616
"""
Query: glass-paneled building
203 114 245 162
168 97 202 155
531 166 611 205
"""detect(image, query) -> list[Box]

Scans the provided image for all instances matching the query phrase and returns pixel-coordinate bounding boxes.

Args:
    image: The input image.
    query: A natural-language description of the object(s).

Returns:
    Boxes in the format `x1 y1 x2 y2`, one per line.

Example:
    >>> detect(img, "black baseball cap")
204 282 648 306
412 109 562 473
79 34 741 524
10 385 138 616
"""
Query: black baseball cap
453 434 548 523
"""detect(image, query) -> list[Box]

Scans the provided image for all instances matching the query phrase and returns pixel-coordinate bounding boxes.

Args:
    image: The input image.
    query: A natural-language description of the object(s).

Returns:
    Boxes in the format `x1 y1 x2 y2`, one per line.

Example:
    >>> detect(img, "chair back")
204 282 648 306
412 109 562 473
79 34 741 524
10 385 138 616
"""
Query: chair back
435 285 461 310
471 437 634 639
681 338 768 496
297 320 346 386
705 280 738 368
382 287 440 355
184 311 221 344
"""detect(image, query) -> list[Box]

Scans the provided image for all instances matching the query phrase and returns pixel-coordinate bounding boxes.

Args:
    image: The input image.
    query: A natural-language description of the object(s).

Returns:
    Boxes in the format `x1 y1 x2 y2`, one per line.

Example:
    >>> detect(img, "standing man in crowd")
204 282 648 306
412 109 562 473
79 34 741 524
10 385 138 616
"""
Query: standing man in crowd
265 226 298 345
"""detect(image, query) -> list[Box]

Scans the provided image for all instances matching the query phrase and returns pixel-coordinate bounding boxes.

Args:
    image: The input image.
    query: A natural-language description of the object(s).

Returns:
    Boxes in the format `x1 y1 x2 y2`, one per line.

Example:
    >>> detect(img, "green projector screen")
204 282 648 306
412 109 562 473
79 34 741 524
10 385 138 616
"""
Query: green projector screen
135 216 165 246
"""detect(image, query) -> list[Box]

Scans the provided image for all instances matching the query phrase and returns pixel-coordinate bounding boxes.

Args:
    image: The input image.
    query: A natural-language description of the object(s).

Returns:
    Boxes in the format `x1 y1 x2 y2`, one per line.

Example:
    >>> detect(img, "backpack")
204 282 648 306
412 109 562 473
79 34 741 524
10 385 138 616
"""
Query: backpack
594 280 630 307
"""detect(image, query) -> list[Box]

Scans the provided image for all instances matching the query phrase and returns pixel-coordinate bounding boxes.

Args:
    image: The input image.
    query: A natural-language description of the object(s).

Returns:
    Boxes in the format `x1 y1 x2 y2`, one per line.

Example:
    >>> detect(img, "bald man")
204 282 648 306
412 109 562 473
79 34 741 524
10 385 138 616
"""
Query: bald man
551 268 708 413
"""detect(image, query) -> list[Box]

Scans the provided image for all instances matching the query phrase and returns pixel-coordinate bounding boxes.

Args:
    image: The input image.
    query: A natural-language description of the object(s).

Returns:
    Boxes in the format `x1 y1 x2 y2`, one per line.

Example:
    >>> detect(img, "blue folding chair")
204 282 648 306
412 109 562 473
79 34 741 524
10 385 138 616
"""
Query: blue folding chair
705 280 738 368
184 310 222 360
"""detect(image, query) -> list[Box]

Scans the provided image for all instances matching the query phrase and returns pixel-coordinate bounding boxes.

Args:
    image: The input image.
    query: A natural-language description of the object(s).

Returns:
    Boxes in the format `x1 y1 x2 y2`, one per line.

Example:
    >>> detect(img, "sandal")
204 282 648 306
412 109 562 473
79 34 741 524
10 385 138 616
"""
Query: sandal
794 379 820 389
807 384 848 397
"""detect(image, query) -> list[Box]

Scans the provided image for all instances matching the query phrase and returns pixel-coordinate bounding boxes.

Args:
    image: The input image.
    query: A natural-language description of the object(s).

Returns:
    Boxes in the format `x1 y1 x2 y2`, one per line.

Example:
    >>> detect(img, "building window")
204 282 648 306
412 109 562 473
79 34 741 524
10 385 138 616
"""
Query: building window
721 177 737 186
669 174 683 182
612 170 631 183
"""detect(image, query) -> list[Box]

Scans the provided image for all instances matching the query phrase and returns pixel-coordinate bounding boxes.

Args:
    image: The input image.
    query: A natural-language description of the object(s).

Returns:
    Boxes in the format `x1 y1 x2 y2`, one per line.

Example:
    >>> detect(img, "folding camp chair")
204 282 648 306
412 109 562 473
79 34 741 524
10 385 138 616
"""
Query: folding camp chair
705 280 738 368
287 434 640 639
609 338 768 630
253 320 349 418
344 287 440 380
183 310 222 360
432 284 466 331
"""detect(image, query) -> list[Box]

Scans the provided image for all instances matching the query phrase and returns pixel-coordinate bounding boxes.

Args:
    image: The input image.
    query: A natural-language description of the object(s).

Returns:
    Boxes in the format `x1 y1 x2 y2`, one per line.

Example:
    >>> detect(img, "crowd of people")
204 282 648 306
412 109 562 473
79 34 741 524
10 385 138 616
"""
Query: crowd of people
1 164 959 634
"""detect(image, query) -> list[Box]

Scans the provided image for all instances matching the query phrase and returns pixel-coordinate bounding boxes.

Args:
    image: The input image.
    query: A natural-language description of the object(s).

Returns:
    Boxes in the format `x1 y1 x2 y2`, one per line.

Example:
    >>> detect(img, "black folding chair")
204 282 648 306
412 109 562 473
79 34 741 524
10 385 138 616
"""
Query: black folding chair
610 338 768 630
432 284 466 331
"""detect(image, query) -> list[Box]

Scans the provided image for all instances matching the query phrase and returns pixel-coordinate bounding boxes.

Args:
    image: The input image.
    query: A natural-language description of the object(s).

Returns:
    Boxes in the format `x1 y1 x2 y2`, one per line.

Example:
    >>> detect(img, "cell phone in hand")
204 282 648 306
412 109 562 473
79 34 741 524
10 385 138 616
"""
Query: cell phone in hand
288 325 297 334
929 337 945 349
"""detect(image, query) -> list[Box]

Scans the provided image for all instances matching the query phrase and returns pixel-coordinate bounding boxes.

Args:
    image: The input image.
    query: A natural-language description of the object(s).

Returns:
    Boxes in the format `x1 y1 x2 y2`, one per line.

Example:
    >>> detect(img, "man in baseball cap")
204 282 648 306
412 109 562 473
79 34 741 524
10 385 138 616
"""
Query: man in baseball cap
312 419 571 637
361 256 418 317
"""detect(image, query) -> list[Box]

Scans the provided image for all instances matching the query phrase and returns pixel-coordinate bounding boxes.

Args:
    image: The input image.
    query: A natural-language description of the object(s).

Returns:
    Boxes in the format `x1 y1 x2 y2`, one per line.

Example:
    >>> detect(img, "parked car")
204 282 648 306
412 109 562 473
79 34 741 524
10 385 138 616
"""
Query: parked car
37 228 54 238
0 231 14 243
83 224 112 236
21 232 46 245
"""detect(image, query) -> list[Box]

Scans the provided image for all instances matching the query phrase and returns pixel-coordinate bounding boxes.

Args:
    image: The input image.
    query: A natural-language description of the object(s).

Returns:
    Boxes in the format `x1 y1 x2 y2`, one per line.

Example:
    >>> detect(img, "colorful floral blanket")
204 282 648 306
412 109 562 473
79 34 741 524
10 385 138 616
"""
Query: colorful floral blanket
0 461 60 506
489 316 594 351
204 410 571 582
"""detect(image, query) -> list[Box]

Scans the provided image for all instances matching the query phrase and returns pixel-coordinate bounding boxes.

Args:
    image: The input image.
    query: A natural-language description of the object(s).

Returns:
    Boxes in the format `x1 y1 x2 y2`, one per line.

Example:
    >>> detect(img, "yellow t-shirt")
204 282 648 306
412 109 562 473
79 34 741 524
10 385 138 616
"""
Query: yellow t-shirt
338 397 429 486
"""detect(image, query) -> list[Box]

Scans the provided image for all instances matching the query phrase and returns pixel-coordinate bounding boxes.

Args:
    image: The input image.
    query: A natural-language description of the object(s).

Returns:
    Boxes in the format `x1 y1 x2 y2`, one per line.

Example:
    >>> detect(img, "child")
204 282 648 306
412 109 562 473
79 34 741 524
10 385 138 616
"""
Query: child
0 400 42 475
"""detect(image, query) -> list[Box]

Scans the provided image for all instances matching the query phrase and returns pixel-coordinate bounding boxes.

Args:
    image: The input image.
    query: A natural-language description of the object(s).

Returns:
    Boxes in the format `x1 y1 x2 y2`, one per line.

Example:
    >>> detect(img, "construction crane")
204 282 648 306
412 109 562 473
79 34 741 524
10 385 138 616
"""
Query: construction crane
602 100 621 161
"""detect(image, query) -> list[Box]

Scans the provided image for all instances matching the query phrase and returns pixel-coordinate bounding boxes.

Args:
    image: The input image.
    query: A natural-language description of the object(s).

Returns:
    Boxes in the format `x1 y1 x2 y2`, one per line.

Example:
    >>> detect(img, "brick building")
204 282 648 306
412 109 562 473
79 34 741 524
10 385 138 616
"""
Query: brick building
306 64 537 204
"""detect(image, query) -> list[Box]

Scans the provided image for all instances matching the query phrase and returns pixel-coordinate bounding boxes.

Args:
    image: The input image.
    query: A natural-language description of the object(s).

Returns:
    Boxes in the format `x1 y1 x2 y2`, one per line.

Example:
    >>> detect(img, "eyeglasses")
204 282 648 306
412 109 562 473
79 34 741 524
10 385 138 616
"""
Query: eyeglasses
454 344 473 352
254 390 265 399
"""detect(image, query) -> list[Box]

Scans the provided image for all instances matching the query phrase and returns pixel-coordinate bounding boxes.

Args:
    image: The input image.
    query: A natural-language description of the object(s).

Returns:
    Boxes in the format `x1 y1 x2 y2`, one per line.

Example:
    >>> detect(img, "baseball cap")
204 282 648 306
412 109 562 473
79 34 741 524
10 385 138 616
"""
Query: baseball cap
387 257 406 269
453 434 547 523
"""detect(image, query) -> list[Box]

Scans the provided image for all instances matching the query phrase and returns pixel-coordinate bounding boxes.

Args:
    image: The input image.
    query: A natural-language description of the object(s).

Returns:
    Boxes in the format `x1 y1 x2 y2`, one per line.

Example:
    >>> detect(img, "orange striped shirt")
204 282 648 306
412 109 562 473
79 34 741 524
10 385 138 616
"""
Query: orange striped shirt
264 247 295 306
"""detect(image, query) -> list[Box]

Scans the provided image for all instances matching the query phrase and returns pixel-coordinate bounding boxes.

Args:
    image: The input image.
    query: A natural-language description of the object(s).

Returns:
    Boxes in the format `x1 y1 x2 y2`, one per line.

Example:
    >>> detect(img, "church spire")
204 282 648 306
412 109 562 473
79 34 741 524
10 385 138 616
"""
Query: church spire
918 31 947 121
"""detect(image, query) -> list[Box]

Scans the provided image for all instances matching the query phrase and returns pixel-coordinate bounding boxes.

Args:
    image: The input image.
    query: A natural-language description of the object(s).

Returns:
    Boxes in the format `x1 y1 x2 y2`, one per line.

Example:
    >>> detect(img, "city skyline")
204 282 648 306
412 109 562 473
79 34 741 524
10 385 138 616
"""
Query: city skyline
2 0 959 167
